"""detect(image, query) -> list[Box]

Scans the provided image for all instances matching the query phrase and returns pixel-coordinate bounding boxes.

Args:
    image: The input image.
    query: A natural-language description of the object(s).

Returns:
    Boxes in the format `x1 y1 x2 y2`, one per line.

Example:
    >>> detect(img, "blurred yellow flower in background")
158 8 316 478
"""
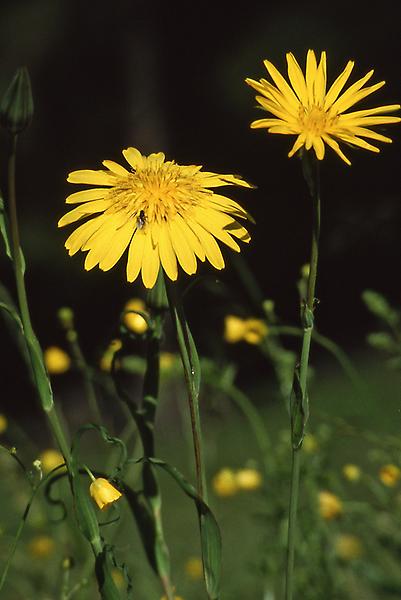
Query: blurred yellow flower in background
59 147 252 289
89 477 122 510
184 556 203 580
342 464 361 482
39 449 65 474
44 346 71 374
212 468 239 497
0 414 8 434
160 352 177 372
246 50 400 164
99 339 122 372
111 568 125 590
123 298 148 334
235 468 263 491
28 535 55 558
318 490 343 520
379 464 401 487
224 315 267 345
334 534 363 560
303 434 318 453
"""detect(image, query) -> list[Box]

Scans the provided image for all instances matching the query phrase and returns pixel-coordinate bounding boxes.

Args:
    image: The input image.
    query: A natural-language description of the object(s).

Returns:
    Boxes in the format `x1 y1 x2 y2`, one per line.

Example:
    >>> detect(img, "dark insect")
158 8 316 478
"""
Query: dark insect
137 210 146 229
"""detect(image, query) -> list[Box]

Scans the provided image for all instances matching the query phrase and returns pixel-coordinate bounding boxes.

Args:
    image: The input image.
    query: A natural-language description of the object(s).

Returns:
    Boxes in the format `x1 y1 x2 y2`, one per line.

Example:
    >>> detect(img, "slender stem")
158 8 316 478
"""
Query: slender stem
7 134 72 468
67 330 102 423
285 152 321 600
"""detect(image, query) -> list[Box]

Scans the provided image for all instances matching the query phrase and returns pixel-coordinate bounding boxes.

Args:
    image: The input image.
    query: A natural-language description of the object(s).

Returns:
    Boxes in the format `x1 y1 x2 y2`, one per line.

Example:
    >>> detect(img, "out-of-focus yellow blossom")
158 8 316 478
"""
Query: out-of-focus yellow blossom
318 490 343 520
235 468 263 491
90 477 122 510
342 464 361 482
224 315 268 345
185 556 203 580
212 468 239 497
160 352 176 372
99 339 122 372
161 596 184 600
303 434 318 453
334 534 363 560
379 464 401 487
123 298 148 334
39 449 65 474
111 568 125 590
301 263 310 278
28 535 55 558
0 414 8 434
44 346 71 374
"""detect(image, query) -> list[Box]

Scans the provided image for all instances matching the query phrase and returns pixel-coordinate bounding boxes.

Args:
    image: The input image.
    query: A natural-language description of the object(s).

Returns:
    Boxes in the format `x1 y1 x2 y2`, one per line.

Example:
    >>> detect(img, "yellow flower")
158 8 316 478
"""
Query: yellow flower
303 434 318 453
334 534 363 560
0 414 8 434
99 339 122 372
246 50 400 165
59 148 252 289
160 352 176 372
39 449 65 474
123 298 148 334
185 556 203 580
89 477 122 510
44 346 71 374
379 464 401 487
224 315 268 344
212 468 239 497
342 464 361 482
242 319 268 344
235 468 262 491
28 535 55 558
318 490 343 520
161 596 184 600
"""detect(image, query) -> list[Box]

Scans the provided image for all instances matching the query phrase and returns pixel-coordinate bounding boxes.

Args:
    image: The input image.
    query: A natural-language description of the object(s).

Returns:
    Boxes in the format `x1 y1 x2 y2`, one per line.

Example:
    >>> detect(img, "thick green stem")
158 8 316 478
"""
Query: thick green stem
285 151 321 600
7 134 72 468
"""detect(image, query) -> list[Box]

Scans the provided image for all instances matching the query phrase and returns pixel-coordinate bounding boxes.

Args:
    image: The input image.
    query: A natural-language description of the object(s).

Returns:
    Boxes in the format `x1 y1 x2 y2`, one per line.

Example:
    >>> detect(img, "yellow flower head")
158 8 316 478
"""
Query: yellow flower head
379 464 401 487
99 339 122 372
318 490 343 520
246 50 400 165
342 464 361 482
334 534 363 561
39 449 65 474
89 477 122 510
123 298 148 334
235 468 262 491
44 346 71 374
242 319 268 344
0 414 8 434
212 468 239 497
224 315 247 343
28 535 55 558
185 556 203 580
160 352 177 372
59 148 252 289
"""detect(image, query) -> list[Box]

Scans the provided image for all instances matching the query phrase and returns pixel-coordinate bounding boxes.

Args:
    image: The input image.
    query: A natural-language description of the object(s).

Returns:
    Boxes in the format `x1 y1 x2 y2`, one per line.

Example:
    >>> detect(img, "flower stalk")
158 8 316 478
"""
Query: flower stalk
285 150 321 600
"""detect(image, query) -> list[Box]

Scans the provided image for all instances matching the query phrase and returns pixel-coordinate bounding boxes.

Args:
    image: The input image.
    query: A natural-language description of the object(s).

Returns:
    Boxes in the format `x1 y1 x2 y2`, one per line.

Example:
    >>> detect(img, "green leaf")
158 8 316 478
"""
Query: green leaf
0 192 26 272
362 289 400 328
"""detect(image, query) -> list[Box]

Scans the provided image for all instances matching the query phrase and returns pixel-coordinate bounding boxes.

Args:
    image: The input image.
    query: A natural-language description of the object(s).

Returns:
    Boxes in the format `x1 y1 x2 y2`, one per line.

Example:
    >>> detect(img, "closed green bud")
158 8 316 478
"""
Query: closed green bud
0 67 34 134
57 306 75 330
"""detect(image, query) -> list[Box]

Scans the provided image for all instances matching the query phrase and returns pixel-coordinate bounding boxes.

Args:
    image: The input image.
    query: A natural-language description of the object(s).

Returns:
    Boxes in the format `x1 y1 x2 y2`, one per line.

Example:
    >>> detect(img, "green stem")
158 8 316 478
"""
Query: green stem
285 151 321 600
67 330 102 423
7 134 72 468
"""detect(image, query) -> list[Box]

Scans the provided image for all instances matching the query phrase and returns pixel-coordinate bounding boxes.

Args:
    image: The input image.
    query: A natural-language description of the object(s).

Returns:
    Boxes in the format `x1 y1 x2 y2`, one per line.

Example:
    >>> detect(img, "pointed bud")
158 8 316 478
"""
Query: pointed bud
0 67 34 134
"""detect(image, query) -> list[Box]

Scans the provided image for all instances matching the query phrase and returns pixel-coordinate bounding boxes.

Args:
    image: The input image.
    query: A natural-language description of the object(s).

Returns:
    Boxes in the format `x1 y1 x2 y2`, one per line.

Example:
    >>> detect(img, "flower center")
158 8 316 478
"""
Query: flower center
108 163 204 227
299 105 328 136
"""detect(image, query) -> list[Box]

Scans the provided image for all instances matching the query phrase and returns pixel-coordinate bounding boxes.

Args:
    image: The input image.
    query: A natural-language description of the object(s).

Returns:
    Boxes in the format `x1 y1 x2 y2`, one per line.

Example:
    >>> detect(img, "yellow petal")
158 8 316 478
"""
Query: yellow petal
65 215 108 255
174 214 205 261
141 232 160 288
314 51 327 105
186 218 224 270
158 224 178 281
263 59 299 109
330 70 376 113
65 188 108 204
324 60 354 109
58 200 112 227
102 160 130 177
286 52 308 105
288 133 306 157
99 220 135 271
312 136 325 160
306 50 318 105
67 170 116 186
126 230 146 282
322 135 351 165
122 147 144 170
169 218 197 274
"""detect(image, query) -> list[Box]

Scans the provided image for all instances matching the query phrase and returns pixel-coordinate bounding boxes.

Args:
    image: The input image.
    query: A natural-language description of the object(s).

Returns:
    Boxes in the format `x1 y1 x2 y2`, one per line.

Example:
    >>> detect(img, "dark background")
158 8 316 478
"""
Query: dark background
0 0 400 409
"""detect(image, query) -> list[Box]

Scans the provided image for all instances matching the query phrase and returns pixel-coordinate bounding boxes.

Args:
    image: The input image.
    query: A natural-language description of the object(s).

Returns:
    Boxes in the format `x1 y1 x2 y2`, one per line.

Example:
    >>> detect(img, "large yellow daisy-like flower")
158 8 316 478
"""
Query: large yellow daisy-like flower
58 148 251 288
246 50 400 165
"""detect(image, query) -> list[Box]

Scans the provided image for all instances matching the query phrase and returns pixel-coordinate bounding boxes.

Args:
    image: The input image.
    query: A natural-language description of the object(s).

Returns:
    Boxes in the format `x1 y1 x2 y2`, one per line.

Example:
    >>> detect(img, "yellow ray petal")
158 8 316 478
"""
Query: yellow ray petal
169 218 197 275
338 115 401 127
286 52 308 105
84 224 118 270
314 51 327 105
246 77 299 117
330 70 376 113
312 136 325 160
306 50 318 105
322 135 351 165
193 207 240 252
186 218 225 270
67 170 116 186
58 200 112 227
122 147 145 171
342 126 392 143
250 118 288 129
254 95 297 122
174 214 205 261
141 232 160 288
335 133 380 153
339 104 400 120
127 230 146 282
263 59 299 109
324 60 354 110
288 133 306 157
224 220 251 242
66 188 108 204
208 194 252 221
81 213 122 251
99 220 136 271
65 215 108 255
102 160 130 177
158 224 178 281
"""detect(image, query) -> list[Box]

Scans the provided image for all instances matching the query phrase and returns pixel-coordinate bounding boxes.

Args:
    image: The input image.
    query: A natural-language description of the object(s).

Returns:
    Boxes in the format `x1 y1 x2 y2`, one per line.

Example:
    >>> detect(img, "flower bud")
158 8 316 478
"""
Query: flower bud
0 67 34 134
89 477 122 510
